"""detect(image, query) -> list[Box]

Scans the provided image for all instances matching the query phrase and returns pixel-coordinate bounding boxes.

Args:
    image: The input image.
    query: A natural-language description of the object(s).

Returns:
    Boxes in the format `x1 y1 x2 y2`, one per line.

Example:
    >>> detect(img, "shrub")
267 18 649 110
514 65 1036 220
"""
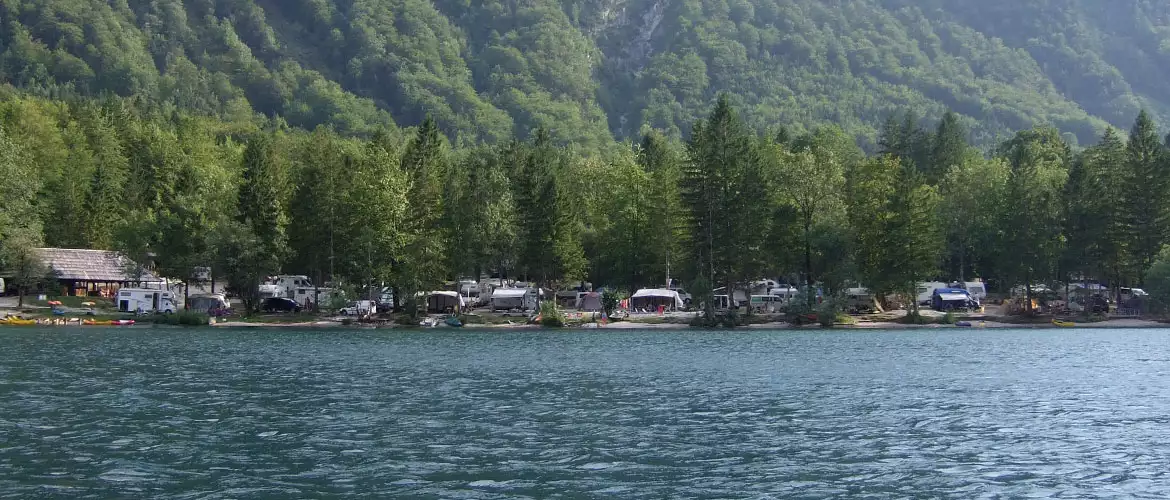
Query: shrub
602 290 621 317
539 301 565 328
817 298 842 327
941 311 956 325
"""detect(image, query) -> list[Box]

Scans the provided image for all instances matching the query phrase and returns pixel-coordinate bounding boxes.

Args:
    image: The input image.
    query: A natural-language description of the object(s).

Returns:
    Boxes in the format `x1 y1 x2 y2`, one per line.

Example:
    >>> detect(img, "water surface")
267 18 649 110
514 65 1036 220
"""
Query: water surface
2 327 1169 498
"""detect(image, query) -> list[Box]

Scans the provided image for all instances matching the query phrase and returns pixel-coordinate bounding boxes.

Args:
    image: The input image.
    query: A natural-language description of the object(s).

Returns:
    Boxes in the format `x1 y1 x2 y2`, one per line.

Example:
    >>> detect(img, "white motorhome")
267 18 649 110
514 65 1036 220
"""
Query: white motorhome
117 288 178 314
293 286 336 309
916 282 948 306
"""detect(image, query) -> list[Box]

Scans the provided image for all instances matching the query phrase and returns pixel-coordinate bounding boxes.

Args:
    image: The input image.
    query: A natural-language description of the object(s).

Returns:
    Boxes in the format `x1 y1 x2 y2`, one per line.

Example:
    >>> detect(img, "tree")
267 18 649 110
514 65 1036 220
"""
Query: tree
930 111 969 185
638 131 686 287
682 94 768 315
287 128 355 296
444 145 519 282
1064 128 1127 289
236 132 289 302
775 145 845 300
343 141 410 298
850 156 943 312
0 125 41 251
1144 246 1170 313
397 117 450 314
0 231 50 308
996 127 1070 312
938 154 1009 282
1124 111 1170 279
515 128 585 289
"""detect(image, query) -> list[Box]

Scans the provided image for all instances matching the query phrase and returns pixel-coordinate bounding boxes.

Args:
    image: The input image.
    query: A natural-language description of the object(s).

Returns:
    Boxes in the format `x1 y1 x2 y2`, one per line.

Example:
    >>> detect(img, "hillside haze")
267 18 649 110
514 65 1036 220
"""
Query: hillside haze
3 0 1169 146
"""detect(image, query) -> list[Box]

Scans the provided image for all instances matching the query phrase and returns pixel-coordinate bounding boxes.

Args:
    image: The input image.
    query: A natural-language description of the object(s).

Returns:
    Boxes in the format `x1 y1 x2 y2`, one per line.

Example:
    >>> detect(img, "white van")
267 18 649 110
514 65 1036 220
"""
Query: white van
117 288 177 314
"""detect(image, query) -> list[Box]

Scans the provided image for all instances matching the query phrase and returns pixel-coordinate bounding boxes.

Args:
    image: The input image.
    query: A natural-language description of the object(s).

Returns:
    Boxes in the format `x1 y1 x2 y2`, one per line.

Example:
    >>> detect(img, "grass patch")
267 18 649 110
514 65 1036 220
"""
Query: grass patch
27 295 117 310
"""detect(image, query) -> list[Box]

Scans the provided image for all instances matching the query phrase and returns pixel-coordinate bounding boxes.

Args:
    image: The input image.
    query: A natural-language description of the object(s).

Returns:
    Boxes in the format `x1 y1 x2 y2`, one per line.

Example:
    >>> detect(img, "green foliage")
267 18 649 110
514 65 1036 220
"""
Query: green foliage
157 310 211 327
1144 247 1170 314
538 300 565 328
601 290 621 317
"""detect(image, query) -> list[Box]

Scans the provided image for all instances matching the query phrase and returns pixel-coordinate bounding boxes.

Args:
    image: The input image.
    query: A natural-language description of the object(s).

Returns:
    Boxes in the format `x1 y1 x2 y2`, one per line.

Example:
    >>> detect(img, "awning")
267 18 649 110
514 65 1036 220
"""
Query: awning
938 293 970 302
492 288 530 298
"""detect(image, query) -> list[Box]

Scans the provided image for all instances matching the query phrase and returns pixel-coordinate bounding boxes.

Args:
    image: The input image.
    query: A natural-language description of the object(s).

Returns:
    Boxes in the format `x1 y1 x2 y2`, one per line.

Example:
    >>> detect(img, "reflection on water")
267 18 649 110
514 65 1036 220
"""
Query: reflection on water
1 327 1169 498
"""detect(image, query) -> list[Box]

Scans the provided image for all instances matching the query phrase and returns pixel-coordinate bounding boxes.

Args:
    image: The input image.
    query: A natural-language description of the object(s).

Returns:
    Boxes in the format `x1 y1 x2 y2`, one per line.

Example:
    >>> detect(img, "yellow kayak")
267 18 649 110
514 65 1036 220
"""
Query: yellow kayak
1052 320 1076 328
0 317 37 326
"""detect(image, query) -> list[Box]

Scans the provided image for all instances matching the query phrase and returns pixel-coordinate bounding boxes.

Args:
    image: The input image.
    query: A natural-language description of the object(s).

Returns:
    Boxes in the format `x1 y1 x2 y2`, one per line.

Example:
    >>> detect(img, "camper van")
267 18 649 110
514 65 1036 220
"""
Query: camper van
916 282 948 306
117 288 178 314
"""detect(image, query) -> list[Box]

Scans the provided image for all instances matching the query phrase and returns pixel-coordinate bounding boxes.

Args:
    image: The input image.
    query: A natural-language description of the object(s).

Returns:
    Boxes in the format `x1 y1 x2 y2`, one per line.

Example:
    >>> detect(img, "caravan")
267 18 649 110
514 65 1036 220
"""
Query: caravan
916 282 948 306
117 288 178 314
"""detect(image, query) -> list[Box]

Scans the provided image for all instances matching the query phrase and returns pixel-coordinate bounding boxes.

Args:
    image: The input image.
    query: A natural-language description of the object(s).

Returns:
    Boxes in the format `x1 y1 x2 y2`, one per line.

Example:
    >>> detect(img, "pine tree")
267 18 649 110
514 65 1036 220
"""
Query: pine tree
682 94 768 312
1125 110 1169 278
850 157 943 311
931 111 968 184
515 128 584 289
397 116 450 312
638 131 686 287
237 132 289 274
996 127 1070 310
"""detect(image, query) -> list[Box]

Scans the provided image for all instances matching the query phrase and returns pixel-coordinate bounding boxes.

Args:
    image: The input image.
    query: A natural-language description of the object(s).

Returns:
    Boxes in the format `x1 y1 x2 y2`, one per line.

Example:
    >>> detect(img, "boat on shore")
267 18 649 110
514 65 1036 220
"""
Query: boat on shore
1052 319 1076 328
82 319 136 326
0 317 36 326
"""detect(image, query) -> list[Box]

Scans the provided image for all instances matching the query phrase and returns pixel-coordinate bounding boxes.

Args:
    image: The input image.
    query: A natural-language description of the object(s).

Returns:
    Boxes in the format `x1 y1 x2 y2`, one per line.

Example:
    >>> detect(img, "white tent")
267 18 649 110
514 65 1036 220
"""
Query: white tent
630 289 685 311
426 291 466 313
491 288 536 311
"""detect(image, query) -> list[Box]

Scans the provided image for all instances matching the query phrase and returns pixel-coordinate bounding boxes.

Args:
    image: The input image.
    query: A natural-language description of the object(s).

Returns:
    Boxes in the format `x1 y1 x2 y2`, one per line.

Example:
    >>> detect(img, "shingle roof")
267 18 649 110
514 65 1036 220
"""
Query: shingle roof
35 248 161 283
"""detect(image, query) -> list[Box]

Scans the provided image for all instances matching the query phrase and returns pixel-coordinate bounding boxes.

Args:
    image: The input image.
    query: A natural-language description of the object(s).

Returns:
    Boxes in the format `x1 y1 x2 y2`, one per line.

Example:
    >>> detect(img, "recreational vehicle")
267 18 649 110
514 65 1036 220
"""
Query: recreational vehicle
117 288 178 314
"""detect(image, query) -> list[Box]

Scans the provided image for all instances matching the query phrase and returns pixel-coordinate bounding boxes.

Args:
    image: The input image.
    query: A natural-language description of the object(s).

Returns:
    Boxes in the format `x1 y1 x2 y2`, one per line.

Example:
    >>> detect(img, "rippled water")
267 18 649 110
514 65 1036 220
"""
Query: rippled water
2 327 1170 498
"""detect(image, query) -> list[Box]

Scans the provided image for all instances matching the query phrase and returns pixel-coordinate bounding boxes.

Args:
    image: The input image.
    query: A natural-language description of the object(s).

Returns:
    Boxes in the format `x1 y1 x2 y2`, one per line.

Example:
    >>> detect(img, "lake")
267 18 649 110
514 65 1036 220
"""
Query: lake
1 327 1169 498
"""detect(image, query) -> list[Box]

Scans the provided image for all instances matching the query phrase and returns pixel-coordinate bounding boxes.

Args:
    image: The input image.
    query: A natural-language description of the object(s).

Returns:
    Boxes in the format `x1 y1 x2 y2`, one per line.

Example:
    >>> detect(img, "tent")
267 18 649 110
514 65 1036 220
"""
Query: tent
630 289 685 311
932 288 974 311
577 292 603 312
426 291 466 313
491 288 536 311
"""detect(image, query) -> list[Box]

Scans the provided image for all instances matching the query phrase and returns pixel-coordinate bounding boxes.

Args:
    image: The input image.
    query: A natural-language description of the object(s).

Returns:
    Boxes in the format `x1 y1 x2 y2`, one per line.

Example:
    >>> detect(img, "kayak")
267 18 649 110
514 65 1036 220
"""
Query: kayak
83 319 136 326
1052 320 1076 328
0 318 35 327
955 321 973 327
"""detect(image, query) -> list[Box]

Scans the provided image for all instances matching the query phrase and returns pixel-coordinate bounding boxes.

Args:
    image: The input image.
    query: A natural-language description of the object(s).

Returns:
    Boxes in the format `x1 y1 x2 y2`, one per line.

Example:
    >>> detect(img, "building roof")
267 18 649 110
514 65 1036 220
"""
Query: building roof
36 248 161 283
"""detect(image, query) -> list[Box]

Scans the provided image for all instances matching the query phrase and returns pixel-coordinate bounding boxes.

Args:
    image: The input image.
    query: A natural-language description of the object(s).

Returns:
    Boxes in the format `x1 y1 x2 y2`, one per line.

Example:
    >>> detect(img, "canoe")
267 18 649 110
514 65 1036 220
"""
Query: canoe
955 321 973 327
83 319 136 326
1052 320 1076 328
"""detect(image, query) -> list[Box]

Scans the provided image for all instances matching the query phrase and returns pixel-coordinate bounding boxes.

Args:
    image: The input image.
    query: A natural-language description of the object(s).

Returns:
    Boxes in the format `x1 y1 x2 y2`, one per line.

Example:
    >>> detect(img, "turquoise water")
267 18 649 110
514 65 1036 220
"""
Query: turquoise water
1 327 1169 498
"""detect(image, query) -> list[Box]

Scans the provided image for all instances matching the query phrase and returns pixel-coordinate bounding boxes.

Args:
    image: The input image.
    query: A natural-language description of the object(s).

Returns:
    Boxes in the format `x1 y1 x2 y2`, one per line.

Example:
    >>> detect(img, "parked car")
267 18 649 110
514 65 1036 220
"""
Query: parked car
338 300 375 316
262 297 302 313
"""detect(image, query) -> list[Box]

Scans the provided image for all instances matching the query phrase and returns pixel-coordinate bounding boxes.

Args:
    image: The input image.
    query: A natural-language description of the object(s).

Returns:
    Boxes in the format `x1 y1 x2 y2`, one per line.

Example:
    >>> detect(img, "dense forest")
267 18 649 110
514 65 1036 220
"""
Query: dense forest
4 0 1170 147
6 1 1170 315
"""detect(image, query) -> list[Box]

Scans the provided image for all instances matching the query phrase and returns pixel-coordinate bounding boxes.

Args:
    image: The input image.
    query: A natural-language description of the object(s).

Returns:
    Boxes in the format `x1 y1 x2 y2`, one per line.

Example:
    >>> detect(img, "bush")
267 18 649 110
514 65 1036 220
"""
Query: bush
601 290 621 317
539 301 565 328
158 311 210 326
940 311 956 325
816 298 842 327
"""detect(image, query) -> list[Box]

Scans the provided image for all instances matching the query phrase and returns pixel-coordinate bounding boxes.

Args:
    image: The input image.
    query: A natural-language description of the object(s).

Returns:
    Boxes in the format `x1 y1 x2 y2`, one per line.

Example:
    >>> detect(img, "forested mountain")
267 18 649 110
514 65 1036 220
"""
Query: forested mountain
4 0 1170 147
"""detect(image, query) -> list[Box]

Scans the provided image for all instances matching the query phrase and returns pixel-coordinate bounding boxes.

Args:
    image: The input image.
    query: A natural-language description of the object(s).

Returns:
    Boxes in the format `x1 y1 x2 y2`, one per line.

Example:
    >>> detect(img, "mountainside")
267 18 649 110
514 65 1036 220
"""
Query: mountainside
4 0 1170 147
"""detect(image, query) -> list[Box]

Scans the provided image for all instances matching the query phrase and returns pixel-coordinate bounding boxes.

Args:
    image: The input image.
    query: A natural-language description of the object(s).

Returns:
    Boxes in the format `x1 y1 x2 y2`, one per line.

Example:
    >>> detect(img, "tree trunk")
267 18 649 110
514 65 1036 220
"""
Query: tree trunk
804 215 813 306
1025 269 1033 314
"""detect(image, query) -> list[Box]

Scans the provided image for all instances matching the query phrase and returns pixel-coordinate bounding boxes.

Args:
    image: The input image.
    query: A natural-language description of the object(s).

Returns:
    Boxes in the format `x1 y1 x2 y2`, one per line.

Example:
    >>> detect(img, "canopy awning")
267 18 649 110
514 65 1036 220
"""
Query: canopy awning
938 293 970 302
